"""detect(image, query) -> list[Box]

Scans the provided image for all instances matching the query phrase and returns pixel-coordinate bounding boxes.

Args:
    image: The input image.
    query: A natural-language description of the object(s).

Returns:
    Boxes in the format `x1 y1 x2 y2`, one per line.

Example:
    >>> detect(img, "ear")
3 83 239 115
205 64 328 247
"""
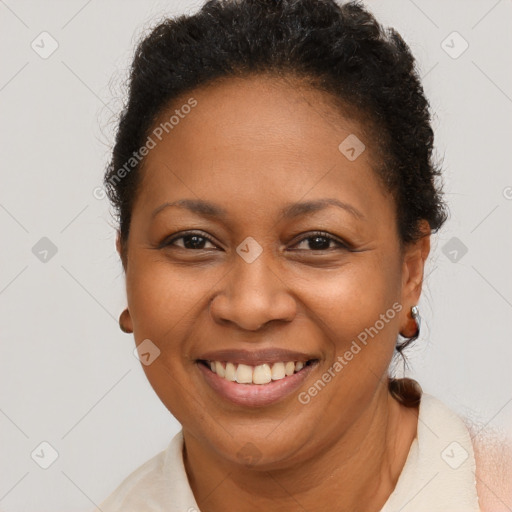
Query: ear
119 307 134 333
399 220 431 335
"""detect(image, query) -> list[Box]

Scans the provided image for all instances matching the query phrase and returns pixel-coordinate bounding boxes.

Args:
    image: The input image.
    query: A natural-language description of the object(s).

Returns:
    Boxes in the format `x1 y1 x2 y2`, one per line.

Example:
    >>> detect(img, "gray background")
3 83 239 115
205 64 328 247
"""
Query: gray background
1 0 511 510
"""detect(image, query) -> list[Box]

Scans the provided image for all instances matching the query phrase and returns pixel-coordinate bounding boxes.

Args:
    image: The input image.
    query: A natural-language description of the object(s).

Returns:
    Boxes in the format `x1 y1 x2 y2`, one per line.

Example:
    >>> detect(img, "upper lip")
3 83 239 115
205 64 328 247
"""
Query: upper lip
197 348 319 366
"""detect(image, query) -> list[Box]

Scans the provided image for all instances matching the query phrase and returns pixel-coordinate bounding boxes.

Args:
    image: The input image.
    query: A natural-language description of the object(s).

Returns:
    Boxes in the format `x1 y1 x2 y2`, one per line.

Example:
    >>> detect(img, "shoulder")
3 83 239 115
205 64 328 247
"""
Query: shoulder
466 422 512 511
422 395 512 512
95 430 199 512
96 447 168 511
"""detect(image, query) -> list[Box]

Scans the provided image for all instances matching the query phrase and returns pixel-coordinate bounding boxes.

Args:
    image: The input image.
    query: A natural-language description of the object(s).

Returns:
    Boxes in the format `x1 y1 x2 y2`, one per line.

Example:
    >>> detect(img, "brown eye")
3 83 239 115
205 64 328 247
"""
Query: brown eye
161 231 218 250
291 231 348 251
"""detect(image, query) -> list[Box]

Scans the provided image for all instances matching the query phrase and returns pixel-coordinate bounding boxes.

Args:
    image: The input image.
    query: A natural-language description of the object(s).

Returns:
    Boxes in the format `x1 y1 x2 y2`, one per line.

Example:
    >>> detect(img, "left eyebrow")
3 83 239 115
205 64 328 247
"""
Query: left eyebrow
151 197 365 221
278 198 365 221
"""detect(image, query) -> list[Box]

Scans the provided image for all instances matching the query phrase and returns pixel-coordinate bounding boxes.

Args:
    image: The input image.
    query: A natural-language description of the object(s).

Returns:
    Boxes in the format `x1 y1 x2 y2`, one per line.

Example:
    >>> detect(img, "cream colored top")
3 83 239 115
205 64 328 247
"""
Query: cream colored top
96 394 481 511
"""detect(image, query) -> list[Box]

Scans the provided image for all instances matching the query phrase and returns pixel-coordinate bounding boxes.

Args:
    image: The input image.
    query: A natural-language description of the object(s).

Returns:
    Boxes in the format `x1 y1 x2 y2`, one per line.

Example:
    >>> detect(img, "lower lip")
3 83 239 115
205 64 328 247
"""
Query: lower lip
197 361 318 407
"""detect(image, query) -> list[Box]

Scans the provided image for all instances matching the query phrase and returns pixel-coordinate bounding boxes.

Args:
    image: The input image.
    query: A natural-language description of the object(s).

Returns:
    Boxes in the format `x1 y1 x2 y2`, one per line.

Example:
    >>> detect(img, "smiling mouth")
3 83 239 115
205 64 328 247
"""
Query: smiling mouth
198 359 318 385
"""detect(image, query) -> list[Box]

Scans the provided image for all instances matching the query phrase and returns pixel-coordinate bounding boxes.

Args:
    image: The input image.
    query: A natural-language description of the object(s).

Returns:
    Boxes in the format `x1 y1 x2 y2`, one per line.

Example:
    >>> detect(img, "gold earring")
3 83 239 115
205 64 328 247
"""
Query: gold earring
119 308 133 333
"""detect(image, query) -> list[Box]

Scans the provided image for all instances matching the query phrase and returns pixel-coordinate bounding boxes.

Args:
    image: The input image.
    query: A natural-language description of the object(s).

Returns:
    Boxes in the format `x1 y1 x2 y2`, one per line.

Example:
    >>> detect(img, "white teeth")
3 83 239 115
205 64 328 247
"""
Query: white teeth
235 363 253 384
253 364 272 384
207 359 311 385
215 361 226 378
271 362 286 380
225 362 236 381
285 361 295 376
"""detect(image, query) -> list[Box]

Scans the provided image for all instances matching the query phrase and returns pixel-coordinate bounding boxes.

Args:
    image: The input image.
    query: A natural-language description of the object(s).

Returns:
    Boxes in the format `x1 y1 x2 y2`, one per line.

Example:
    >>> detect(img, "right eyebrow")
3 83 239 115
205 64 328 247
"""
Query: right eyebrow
151 199 228 220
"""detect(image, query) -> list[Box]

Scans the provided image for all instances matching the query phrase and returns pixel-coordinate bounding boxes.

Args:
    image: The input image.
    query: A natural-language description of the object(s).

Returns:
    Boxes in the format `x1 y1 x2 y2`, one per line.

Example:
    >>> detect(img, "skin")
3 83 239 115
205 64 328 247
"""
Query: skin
117 74 431 512
472 429 512 511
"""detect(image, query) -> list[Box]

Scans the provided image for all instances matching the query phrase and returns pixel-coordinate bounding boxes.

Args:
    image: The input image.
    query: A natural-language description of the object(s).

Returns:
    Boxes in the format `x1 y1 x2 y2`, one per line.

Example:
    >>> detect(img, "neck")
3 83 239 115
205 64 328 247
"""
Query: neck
183 387 418 512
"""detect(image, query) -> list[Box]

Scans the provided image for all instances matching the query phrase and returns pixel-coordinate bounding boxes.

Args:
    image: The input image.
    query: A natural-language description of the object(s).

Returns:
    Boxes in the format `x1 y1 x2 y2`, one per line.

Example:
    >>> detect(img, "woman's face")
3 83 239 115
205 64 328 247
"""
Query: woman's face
121 75 426 467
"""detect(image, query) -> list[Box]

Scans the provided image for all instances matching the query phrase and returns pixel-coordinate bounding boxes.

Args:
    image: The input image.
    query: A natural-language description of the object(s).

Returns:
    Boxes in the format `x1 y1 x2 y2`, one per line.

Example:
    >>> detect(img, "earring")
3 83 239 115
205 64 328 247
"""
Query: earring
398 305 421 341
119 308 133 333
411 305 421 337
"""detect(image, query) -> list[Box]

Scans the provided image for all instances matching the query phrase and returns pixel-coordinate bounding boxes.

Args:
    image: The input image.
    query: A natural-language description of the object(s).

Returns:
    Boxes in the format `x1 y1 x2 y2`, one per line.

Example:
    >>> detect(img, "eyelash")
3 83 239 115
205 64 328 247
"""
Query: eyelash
160 230 350 252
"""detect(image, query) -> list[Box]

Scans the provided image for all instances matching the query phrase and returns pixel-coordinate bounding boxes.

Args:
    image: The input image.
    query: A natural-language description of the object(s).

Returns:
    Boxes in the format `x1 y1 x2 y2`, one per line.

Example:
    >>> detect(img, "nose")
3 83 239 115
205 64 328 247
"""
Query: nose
209 254 297 331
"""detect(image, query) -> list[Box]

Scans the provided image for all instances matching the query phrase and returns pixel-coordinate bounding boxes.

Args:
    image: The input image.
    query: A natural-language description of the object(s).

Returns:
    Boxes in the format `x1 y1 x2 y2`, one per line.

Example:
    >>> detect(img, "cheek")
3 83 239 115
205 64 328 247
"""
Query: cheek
126 245 402 353
287 254 402 349
125 255 215 424
126 254 215 339
124 246 403 439
289 261 402 425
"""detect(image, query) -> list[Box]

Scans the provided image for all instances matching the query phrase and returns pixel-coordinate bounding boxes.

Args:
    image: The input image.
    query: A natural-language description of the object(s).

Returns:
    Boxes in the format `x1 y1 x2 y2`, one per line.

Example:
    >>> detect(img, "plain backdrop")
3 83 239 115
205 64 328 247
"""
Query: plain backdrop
1 0 511 510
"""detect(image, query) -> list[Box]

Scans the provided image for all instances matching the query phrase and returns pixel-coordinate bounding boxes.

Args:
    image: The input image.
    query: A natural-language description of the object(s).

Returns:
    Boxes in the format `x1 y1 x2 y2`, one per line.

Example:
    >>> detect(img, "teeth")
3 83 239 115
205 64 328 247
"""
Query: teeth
207 360 310 385
225 362 236 381
235 363 253 384
215 361 226 378
271 362 285 380
253 364 272 384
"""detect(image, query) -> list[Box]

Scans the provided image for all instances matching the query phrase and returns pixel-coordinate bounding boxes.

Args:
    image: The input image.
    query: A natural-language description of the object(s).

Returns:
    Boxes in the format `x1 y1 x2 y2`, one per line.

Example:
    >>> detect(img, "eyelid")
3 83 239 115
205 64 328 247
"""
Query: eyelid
289 230 349 250
159 230 221 249
160 230 350 251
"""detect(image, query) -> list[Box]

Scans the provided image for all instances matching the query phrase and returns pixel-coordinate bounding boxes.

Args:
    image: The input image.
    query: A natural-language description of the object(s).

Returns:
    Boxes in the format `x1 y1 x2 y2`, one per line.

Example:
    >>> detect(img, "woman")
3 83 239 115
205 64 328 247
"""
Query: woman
97 0 510 510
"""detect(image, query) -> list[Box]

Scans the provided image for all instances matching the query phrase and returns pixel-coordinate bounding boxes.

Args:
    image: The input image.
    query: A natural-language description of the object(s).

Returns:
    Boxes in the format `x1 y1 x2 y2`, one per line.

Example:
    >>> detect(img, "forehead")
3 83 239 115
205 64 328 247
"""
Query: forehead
134 74 393 224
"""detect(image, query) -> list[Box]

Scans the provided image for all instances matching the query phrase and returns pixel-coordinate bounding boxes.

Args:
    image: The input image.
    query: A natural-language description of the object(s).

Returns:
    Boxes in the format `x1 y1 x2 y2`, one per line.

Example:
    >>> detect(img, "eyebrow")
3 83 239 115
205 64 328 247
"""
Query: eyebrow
151 198 365 221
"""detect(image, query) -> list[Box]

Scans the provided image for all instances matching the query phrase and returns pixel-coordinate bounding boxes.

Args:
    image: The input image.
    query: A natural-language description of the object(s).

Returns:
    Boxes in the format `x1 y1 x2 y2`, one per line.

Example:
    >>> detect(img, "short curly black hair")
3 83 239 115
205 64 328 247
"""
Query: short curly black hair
105 0 447 252
104 0 448 403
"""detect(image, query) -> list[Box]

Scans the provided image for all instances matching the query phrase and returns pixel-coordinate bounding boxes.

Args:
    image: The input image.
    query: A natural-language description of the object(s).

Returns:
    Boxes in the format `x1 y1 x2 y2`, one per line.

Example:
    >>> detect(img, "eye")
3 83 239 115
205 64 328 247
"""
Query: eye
160 231 219 250
159 230 349 252
290 231 349 251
